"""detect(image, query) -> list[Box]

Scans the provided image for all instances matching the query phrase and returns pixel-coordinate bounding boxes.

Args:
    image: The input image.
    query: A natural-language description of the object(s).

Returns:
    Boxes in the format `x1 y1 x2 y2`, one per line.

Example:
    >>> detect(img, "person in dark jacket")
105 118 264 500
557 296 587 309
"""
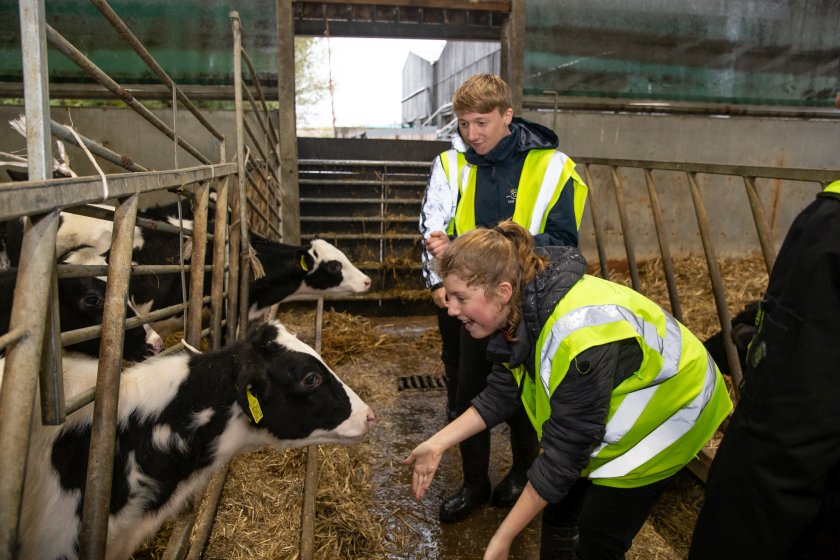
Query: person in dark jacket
405 220 732 560
689 180 840 560
419 74 588 523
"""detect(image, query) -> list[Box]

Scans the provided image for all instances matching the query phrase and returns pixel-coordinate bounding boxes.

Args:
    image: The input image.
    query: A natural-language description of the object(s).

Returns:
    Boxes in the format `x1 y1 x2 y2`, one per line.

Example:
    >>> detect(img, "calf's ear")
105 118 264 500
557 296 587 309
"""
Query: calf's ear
236 361 273 424
296 248 315 272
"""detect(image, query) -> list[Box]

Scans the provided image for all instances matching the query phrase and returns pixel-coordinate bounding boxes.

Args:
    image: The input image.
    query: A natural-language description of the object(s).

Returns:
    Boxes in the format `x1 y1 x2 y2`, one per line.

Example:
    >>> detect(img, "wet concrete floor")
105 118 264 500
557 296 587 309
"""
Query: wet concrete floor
365 315 540 559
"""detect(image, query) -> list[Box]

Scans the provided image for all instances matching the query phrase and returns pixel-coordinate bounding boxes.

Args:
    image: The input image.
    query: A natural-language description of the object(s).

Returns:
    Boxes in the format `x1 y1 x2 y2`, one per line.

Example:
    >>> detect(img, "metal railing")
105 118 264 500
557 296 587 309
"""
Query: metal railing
0 3 282 559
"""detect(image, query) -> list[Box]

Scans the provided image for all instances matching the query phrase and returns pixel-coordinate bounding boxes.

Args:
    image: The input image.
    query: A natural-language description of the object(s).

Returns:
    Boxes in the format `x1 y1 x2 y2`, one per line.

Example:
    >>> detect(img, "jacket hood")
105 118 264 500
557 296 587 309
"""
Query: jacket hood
454 117 559 163
509 117 559 152
508 246 587 368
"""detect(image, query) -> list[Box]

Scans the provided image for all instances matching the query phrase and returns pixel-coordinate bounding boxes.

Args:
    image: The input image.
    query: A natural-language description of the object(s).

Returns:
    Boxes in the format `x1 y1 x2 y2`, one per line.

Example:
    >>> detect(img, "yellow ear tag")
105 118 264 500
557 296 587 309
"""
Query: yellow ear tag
299 254 309 272
246 385 264 424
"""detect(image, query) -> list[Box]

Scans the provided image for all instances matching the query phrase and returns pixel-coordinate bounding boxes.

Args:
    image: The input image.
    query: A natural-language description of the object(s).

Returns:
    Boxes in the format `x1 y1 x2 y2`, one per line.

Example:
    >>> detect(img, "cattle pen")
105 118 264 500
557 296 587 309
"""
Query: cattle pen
2 1 840 559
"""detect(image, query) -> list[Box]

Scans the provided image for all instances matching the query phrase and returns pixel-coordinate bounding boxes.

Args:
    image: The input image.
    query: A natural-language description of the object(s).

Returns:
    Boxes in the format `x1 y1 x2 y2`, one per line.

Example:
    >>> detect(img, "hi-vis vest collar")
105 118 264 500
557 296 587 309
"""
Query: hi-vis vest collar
440 148 587 236
512 274 731 483
824 180 840 195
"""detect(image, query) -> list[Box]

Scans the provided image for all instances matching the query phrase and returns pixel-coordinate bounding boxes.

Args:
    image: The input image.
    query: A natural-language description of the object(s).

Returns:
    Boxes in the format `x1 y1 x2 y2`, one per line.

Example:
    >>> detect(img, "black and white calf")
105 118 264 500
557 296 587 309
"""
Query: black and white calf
125 202 371 329
9 320 373 560
702 300 759 377
0 246 162 362
247 236 372 319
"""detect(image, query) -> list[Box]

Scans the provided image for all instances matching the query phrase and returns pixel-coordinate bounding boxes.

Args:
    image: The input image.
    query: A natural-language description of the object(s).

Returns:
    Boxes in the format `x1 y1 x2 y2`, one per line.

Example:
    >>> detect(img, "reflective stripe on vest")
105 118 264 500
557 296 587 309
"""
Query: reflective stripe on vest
825 180 840 195
589 354 719 478
452 149 587 236
529 275 731 483
440 149 467 235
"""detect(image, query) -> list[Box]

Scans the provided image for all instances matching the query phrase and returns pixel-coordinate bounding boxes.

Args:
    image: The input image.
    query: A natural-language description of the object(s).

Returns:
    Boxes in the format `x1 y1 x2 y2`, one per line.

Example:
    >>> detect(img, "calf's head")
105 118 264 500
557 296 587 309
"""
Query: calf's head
295 239 372 297
234 321 373 447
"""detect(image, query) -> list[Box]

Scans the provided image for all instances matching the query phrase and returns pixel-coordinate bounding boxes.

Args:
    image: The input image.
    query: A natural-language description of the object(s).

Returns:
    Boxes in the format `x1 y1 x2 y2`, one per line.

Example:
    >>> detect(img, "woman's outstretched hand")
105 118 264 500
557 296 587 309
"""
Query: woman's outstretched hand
403 440 445 500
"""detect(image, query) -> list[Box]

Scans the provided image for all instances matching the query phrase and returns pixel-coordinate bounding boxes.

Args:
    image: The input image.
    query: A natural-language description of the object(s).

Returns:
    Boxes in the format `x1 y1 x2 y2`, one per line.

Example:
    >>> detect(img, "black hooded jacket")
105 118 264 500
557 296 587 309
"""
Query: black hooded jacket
472 246 643 503
465 117 579 248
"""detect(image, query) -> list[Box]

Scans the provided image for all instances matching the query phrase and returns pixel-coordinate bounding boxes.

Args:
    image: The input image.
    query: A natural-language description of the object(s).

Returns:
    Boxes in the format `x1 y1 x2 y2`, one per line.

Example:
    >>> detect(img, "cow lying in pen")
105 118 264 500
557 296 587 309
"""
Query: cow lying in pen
6 320 374 560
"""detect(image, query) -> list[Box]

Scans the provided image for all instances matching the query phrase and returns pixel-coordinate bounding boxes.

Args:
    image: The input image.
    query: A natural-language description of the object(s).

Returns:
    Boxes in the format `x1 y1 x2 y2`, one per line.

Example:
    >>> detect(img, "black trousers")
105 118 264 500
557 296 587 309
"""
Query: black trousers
542 476 674 560
436 309 537 485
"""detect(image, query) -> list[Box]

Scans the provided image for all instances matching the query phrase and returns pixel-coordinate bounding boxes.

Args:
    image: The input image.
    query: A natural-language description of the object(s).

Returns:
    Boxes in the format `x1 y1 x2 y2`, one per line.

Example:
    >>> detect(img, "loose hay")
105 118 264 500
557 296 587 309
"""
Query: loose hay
601 254 768 340
132 254 767 559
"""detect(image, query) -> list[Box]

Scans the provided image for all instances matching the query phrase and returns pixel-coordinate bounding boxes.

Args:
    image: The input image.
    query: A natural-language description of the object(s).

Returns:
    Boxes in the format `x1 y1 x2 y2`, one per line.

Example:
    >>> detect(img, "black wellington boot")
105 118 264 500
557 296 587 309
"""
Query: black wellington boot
443 363 459 422
540 523 578 560
439 431 491 523
492 408 539 507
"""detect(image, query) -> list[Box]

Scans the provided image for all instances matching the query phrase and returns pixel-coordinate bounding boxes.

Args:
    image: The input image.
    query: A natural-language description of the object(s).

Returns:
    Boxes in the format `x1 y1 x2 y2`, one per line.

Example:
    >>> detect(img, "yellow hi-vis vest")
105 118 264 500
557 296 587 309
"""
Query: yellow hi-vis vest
824 180 840 195
439 148 588 236
510 275 732 488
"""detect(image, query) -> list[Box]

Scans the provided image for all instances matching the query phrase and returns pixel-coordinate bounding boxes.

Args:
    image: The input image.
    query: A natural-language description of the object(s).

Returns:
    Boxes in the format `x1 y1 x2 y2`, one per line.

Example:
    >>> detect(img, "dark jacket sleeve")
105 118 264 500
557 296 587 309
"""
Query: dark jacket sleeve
533 176 578 248
529 338 643 504
471 362 523 429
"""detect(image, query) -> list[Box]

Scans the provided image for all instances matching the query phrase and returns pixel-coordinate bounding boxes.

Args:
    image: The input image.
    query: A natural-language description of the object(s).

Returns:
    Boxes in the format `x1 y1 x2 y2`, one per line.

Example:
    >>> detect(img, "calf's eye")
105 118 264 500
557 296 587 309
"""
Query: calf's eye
301 372 322 389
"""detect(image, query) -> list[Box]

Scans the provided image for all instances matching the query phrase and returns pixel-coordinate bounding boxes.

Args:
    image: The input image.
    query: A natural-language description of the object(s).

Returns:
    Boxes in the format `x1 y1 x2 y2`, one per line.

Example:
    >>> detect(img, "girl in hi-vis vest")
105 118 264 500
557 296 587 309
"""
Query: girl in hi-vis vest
405 220 732 560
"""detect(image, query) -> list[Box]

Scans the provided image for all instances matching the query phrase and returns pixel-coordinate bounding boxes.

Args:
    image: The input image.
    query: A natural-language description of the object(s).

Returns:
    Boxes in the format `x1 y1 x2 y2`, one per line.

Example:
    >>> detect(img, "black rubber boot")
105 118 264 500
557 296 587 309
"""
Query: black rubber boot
439 432 491 523
444 363 459 422
491 468 529 508
540 523 578 560
438 480 491 523
492 407 539 507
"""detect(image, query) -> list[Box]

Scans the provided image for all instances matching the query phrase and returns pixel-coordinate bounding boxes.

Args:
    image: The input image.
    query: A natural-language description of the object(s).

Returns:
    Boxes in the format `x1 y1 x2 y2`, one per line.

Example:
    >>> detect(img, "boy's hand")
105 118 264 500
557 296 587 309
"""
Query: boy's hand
431 287 448 308
425 230 450 258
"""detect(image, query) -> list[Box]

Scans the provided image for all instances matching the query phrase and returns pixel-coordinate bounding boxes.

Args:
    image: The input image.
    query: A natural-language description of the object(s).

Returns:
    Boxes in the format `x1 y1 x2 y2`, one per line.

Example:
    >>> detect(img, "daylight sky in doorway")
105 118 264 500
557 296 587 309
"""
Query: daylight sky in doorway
305 37 446 129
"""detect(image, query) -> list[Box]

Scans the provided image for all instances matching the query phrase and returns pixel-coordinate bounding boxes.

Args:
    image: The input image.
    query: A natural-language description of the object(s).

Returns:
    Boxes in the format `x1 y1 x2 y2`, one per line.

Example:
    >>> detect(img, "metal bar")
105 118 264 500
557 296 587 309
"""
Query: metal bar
300 215 417 223
685 172 742 398
243 115 271 170
0 163 237 222
57 263 216 280
245 169 281 224
0 327 26 353
231 12 251 339
610 166 640 290
299 197 422 204
45 24 213 165
39 261 65 426
50 119 148 172
61 300 194 347
184 461 231 560
742 176 777 275
243 83 280 165
186 182 210 346
300 232 419 241
243 117 282 186
247 191 281 239
244 163 272 207
162 509 194 560
277 0 300 243
63 203 214 240
240 48 280 150
643 169 683 322
88 0 224 142
523 94 840 121
300 298 325 560
0 0 54 551
299 158 445 168
210 172 229 350
79 194 139 559
299 178 428 187
575 157 840 184
583 165 609 278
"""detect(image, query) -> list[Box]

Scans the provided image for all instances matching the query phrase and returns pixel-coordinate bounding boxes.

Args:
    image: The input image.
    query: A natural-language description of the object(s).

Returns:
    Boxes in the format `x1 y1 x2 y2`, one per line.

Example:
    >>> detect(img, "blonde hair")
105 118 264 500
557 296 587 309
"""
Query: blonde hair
452 74 512 116
436 220 546 336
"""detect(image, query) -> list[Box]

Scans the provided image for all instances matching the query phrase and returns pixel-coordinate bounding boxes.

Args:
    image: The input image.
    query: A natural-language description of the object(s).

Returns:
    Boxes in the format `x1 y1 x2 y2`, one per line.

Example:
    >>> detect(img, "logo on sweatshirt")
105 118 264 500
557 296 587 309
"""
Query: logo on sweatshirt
506 188 518 204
